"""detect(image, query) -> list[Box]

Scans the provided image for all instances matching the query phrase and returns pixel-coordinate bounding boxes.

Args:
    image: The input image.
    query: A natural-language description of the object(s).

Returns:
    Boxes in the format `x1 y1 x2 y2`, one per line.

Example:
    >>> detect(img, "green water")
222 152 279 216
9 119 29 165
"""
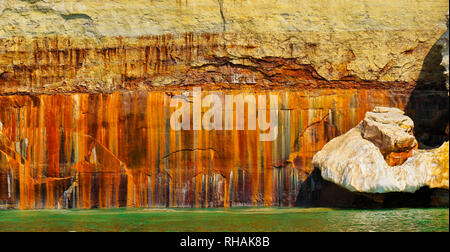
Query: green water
0 208 448 232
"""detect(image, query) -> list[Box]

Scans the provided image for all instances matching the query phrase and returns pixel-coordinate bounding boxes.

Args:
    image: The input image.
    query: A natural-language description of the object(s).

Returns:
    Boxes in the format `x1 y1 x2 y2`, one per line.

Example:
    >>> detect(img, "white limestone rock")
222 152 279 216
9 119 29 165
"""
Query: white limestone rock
312 108 449 194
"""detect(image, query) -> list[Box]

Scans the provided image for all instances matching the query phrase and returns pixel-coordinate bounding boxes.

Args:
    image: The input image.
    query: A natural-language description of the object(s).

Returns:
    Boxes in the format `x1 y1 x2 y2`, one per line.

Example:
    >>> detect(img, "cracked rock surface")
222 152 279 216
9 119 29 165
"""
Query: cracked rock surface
313 107 449 194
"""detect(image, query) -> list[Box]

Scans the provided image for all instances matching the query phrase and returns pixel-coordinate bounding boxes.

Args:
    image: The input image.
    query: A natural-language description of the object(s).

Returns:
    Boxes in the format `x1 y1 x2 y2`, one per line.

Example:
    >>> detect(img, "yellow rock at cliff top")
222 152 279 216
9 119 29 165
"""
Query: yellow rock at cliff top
0 0 449 93
313 108 449 193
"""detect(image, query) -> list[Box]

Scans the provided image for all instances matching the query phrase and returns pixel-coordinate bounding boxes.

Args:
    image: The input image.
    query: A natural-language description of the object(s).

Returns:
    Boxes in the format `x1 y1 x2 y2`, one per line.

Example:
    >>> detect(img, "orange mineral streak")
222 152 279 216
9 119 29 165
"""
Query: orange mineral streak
0 89 415 209
0 35 415 95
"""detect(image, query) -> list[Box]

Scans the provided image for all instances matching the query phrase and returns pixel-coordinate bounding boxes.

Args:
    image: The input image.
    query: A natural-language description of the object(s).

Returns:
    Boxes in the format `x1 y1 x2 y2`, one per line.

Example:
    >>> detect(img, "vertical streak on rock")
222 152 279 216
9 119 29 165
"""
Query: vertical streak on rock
1 88 440 209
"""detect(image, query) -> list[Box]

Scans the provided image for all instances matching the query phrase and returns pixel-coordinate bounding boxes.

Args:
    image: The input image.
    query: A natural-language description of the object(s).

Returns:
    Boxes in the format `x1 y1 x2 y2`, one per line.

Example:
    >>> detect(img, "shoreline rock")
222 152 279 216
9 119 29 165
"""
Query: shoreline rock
310 107 448 207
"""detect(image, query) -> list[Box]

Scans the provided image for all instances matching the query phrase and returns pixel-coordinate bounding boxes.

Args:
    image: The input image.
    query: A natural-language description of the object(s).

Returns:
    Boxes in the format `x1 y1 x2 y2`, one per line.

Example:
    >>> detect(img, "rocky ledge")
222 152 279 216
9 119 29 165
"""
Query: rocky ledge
299 107 449 208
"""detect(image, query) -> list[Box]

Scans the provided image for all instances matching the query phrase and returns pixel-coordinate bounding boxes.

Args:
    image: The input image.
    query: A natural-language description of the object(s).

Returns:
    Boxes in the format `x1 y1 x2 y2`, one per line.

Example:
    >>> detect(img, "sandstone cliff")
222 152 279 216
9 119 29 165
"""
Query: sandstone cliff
0 0 449 94
311 107 448 208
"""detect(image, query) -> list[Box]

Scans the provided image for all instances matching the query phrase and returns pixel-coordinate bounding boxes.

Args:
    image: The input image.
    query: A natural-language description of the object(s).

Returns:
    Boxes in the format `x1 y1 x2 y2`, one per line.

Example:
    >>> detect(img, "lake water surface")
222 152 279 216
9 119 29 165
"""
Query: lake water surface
0 208 448 232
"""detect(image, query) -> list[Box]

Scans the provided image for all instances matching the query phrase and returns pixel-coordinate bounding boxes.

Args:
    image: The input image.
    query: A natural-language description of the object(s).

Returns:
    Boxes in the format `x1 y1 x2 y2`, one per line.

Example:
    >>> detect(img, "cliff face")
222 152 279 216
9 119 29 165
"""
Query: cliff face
0 0 449 209
0 0 448 93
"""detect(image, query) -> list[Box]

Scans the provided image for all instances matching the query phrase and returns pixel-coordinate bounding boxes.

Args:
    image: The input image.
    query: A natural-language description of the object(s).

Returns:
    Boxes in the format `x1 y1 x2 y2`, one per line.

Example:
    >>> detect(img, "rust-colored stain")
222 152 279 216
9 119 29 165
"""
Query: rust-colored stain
0 89 420 209
0 34 415 94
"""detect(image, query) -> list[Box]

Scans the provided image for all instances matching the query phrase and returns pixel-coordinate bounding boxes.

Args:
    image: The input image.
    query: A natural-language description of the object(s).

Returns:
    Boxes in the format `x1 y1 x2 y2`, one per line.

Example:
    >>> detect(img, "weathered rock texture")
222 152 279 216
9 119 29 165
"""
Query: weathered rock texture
312 107 449 195
0 0 449 94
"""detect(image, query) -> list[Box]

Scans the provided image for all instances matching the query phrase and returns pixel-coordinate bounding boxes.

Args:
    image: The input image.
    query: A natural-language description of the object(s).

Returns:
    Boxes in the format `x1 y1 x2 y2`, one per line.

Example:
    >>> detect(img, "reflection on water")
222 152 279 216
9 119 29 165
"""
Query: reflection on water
0 208 448 232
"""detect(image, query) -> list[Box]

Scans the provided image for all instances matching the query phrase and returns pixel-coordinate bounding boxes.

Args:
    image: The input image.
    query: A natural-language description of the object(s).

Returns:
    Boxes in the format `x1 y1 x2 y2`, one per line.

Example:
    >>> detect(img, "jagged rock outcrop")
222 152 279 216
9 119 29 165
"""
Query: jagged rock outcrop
312 107 449 195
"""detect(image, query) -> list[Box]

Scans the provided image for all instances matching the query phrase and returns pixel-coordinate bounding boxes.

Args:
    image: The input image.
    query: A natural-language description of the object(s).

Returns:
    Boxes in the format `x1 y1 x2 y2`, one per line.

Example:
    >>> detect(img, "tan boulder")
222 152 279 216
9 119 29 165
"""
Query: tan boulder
439 11 449 91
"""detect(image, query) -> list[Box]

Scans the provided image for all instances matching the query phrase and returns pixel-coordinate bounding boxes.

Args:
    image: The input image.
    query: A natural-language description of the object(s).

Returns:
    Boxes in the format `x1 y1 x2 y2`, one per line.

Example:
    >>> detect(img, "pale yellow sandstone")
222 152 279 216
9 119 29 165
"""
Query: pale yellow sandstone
313 108 449 193
361 107 417 154
0 0 448 93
